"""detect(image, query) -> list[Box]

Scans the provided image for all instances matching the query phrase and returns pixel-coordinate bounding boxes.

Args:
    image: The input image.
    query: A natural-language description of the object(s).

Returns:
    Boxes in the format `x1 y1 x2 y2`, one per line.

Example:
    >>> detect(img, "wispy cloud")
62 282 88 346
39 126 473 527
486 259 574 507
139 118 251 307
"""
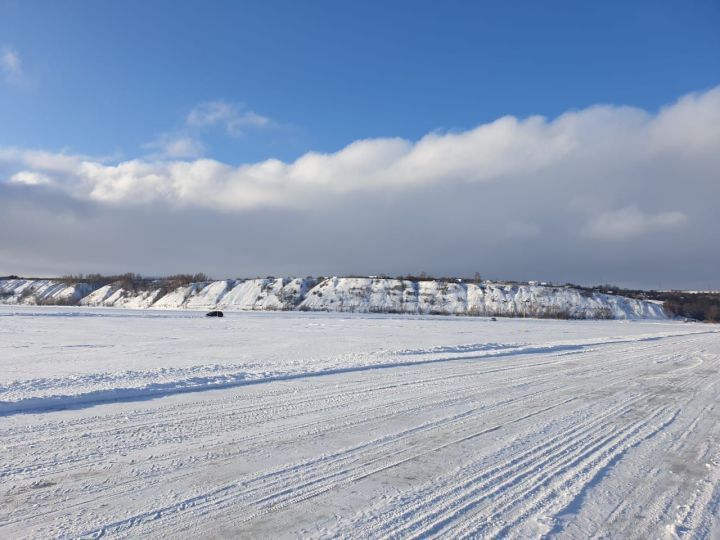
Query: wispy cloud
1 46 24 86
143 135 205 160
186 101 271 136
141 101 272 160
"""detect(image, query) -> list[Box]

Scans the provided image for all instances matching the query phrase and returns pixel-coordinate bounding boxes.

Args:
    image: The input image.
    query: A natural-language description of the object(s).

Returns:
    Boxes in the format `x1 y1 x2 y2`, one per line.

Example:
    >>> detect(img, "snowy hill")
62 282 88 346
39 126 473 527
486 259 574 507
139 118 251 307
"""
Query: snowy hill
0 277 668 319
297 278 667 319
0 279 94 306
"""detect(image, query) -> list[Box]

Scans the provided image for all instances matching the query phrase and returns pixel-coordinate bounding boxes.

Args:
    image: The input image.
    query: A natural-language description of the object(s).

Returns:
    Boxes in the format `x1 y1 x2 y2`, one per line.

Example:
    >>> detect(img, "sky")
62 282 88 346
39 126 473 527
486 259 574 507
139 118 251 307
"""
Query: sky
1 0 719 289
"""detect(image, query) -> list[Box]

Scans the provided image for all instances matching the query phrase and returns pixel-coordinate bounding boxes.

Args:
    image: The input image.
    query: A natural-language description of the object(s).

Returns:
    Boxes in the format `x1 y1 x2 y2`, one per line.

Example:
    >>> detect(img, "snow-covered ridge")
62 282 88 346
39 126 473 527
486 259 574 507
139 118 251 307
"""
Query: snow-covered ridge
0 279 94 306
0 277 668 319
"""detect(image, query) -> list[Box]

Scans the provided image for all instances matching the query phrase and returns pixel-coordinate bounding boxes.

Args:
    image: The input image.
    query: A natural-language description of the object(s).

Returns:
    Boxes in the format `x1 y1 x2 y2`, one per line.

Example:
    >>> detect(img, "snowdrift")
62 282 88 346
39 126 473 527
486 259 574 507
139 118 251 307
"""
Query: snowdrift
0 277 668 319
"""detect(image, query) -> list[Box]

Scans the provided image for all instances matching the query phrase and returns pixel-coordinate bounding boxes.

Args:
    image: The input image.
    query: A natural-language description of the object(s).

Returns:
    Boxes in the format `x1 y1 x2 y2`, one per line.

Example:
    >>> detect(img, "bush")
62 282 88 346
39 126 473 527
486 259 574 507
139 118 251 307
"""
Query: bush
663 295 720 322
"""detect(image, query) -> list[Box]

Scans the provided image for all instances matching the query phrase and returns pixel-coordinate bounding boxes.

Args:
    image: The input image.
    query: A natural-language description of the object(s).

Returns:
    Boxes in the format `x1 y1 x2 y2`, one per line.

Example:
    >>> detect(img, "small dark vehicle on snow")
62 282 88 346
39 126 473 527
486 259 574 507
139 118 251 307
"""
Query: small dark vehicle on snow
206 310 224 317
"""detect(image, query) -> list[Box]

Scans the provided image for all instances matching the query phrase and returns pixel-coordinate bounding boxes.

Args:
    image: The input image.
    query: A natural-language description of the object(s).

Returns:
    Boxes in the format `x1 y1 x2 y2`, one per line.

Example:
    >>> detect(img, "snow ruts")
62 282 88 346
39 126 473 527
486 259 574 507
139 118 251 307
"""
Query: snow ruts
1 330 718 538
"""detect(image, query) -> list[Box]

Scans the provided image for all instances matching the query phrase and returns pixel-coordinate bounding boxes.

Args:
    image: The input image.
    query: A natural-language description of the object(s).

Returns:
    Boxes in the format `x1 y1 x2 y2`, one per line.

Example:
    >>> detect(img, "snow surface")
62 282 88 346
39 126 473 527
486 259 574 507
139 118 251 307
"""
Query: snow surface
1 306 719 538
0 277 668 319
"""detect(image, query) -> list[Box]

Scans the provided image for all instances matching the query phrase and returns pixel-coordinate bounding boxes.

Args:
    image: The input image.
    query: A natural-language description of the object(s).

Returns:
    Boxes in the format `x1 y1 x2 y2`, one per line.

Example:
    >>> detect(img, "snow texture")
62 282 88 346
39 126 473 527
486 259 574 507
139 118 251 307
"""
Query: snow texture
0 307 718 538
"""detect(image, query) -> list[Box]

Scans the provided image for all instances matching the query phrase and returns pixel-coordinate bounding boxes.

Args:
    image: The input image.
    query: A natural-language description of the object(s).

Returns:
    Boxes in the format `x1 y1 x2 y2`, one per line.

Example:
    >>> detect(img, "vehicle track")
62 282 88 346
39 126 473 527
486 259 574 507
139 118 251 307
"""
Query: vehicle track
1 328 718 539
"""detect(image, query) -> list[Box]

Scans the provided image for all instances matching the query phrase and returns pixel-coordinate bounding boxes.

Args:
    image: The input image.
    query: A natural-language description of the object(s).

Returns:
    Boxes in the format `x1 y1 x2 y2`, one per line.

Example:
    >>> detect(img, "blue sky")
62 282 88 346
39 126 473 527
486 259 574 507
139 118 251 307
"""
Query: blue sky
1 1 719 287
2 0 718 163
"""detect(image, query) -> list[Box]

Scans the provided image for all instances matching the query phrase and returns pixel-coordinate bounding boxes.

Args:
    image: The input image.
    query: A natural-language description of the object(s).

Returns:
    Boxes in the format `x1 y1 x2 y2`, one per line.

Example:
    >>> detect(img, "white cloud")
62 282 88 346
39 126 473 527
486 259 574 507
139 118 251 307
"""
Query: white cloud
649 88 720 155
0 147 85 173
0 86 719 219
9 171 52 186
1 46 24 85
186 101 271 136
583 206 687 241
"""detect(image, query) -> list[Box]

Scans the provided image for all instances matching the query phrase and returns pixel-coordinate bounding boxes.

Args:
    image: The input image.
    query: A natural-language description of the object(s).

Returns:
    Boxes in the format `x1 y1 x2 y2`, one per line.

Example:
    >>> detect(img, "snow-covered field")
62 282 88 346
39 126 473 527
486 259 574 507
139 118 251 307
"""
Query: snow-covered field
1 307 719 538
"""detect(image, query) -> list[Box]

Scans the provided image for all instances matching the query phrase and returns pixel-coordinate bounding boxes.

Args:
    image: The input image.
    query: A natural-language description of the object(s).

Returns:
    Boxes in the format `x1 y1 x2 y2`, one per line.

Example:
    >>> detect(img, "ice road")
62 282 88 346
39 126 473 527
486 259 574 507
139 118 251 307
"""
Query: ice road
1 307 719 538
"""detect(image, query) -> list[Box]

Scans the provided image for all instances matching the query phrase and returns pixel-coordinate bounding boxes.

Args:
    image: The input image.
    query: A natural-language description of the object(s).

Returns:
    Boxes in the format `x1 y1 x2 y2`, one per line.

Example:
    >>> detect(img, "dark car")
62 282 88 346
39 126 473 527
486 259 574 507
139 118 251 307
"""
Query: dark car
206 310 224 317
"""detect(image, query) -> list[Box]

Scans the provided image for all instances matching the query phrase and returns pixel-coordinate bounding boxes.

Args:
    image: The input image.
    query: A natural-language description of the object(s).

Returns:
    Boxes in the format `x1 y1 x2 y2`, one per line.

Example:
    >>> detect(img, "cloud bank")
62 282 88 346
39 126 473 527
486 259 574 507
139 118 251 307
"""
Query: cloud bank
1 86 719 288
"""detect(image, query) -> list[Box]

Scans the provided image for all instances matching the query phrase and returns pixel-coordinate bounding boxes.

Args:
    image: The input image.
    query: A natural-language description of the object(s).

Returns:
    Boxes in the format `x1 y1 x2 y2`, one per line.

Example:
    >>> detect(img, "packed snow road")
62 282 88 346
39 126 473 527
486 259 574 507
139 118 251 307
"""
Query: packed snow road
1 308 719 538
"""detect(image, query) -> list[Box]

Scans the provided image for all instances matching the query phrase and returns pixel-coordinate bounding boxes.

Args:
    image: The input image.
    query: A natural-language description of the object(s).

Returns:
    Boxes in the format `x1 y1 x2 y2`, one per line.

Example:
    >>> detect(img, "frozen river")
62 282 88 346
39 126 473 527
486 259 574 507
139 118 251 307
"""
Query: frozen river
1 307 719 538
